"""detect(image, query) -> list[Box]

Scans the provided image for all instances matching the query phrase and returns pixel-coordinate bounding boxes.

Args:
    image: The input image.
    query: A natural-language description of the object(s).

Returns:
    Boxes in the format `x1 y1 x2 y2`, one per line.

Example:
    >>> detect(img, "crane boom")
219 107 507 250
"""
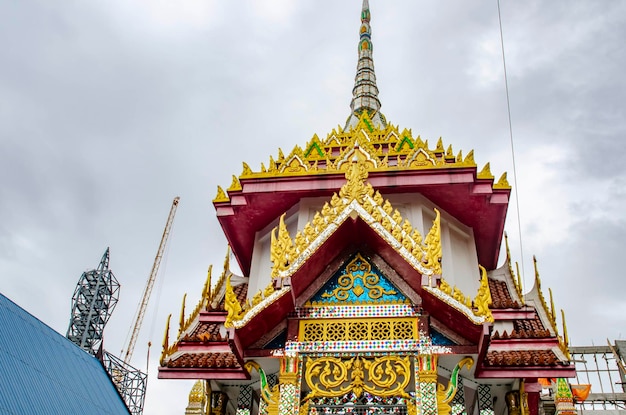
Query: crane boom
124 196 180 363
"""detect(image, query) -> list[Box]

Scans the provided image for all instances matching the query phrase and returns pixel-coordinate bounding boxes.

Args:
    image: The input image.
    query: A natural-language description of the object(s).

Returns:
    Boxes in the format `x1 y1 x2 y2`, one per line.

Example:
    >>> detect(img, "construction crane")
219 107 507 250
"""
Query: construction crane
124 196 180 364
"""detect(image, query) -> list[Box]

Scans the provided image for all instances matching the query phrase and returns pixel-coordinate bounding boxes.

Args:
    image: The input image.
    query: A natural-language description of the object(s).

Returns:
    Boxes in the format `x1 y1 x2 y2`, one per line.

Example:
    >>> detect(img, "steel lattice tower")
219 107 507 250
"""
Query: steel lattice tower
66 248 120 355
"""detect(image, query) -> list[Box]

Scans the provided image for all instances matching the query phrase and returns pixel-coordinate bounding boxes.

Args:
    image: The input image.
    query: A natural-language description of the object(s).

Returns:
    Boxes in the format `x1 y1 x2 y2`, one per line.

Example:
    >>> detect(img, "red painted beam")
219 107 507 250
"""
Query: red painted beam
157 367 251 380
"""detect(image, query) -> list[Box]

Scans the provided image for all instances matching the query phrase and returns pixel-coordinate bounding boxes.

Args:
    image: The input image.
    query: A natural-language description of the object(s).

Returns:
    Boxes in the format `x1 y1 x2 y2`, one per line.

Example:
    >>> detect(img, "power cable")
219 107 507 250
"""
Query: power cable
497 0 526 291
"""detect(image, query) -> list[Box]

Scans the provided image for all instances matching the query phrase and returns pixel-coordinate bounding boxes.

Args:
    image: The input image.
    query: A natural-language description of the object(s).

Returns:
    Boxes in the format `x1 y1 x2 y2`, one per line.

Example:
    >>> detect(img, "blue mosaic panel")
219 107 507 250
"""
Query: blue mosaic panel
309 253 408 305
431 328 457 346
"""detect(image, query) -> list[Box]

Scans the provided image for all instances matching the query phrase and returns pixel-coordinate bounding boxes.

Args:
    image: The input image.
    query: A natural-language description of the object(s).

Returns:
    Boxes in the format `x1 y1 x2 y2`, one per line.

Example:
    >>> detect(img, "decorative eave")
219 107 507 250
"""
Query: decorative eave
525 257 571 360
422 265 494 326
269 157 442 281
213 113 510 275
218 162 499 346
233 113 507 183
159 252 255 379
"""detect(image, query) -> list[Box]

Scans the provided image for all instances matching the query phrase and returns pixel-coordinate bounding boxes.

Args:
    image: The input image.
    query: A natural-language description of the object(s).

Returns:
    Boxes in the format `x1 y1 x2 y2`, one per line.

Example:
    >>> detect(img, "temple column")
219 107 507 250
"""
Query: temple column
278 355 301 415
523 380 541 415
416 354 439 415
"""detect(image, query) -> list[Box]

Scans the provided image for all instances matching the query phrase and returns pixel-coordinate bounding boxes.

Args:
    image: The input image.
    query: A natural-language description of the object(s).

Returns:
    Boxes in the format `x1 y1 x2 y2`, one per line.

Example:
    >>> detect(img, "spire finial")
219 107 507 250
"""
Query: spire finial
345 0 385 130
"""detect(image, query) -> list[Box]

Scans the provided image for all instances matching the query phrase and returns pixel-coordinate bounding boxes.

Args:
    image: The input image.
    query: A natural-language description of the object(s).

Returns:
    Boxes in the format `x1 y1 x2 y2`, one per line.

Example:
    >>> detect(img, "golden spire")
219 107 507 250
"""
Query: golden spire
345 0 386 130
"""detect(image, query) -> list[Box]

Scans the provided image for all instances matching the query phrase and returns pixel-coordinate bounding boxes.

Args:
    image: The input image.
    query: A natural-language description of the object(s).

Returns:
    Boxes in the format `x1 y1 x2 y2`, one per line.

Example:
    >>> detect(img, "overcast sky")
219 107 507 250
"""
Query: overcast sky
1 1 625 413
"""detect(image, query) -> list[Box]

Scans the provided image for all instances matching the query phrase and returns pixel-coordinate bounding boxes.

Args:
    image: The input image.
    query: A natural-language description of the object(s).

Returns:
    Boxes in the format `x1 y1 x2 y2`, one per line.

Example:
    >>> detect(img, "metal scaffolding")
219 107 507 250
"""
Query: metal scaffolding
66 248 120 355
102 351 148 415
571 340 626 412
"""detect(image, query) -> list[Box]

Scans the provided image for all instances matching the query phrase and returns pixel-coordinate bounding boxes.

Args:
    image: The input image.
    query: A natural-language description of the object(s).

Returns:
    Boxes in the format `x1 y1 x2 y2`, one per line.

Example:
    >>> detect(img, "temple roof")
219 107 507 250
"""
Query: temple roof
215 113 510 274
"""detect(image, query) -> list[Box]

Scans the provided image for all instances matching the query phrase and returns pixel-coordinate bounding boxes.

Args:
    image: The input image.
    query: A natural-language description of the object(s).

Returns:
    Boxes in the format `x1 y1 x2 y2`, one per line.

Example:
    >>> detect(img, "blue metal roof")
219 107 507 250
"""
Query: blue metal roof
0 293 130 415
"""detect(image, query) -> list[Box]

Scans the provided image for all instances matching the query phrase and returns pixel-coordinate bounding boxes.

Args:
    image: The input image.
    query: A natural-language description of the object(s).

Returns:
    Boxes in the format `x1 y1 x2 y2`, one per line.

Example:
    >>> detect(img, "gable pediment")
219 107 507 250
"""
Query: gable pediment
306 252 411 307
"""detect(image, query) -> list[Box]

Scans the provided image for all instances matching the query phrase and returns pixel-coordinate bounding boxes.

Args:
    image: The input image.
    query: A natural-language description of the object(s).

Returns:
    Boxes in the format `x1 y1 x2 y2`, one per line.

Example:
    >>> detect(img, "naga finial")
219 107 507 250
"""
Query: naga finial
437 357 475 415
224 275 244 328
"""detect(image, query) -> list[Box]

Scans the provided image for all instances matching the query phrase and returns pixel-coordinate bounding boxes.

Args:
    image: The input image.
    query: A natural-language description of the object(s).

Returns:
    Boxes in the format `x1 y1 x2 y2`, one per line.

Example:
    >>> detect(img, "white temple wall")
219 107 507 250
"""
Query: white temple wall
247 207 299 301
387 194 481 296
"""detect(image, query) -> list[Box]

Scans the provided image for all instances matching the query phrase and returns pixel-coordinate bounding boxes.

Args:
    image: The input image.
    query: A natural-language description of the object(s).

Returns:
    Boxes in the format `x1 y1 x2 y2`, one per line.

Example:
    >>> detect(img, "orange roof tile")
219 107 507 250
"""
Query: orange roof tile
488 279 521 309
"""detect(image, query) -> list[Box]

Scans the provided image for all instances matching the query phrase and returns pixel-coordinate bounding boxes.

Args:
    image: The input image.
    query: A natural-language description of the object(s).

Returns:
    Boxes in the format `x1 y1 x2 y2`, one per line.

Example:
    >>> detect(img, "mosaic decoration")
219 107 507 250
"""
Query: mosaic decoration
306 392 414 415
302 356 412 402
413 361 422 415
308 253 408 306
431 329 456 346
298 304 418 319
278 356 301 415
286 330 451 355
416 355 438 415
268 373 278 388
450 377 466 415
478 385 495 415
279 383 297 415
299 317 416 342
236 385 253 415
286 339 452 355
554 378 577 415
420 382 438 415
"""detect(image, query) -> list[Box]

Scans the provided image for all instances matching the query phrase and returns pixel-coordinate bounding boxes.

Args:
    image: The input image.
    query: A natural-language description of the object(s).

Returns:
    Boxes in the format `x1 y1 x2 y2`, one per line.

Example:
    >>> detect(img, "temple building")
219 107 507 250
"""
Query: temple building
158 2 577 415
